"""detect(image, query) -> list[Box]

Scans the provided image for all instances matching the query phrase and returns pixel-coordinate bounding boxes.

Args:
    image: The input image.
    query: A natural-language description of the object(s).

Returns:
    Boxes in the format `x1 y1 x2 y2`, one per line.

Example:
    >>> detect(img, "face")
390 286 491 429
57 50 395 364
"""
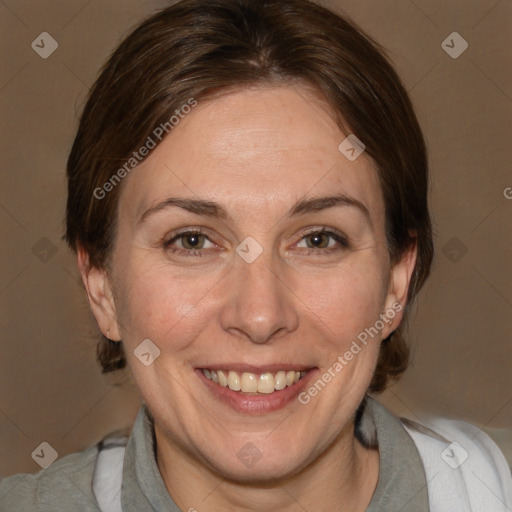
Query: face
81 85 415 482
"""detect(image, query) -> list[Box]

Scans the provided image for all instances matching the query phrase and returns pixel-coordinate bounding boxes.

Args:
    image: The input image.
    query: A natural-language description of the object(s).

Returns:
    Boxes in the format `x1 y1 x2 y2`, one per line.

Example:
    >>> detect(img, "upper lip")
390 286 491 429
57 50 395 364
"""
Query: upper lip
196 364 316 373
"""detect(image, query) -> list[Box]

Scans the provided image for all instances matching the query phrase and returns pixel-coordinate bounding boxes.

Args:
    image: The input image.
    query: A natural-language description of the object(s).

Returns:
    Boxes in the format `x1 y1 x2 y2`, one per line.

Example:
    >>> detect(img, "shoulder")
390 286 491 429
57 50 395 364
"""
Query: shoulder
402 416 512 512
0 443 101 512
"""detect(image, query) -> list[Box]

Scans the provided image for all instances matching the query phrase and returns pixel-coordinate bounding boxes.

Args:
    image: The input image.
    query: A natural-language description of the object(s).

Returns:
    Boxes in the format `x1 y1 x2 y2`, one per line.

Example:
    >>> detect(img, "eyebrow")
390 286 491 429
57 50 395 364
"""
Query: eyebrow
137 194 372 229
289 195 372 228
137 197 228 225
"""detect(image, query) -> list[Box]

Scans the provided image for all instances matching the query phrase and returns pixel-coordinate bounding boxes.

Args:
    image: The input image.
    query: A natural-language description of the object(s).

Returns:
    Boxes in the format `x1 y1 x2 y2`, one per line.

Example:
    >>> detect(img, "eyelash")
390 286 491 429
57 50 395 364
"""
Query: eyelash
163 228 211 257
163 227 349 257
299 228 349 253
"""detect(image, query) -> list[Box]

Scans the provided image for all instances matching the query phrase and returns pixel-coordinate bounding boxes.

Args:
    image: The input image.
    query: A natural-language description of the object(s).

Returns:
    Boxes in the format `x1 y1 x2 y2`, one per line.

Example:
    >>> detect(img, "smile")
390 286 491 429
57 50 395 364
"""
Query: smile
196 365 318 414
201 369 308 394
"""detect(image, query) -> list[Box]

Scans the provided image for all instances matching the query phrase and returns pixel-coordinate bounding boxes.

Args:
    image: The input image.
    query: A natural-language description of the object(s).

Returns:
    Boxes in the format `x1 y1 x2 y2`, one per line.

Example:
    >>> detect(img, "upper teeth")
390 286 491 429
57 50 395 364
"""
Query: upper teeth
202 369 307 394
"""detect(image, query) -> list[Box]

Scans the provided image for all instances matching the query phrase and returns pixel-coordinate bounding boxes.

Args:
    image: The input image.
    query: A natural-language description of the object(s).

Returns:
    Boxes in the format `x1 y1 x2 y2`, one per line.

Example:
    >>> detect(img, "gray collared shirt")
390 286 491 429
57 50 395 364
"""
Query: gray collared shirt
0 397 429 511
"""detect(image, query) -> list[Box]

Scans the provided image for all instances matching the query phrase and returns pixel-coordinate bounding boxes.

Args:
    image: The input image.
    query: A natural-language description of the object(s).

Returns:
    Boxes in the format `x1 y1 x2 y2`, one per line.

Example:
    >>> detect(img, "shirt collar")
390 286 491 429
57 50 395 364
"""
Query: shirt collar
364 396 430 511
120 398 429 511
121 404 181 511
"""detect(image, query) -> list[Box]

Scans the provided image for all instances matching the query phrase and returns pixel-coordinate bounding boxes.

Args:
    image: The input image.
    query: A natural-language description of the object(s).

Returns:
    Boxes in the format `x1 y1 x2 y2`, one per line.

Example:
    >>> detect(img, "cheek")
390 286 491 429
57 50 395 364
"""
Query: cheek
113 257 224 350
113 243 390 359
290 256 389 347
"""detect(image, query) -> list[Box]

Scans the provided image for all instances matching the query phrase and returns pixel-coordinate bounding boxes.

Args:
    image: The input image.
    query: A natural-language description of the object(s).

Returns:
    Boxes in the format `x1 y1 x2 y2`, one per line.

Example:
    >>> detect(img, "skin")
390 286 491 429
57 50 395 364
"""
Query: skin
78 84 416 511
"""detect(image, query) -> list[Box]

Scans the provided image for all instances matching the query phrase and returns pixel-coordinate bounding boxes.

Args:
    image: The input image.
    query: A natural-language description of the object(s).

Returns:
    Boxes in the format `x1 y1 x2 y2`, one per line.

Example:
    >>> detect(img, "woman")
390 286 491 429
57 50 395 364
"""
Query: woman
1 0 510 510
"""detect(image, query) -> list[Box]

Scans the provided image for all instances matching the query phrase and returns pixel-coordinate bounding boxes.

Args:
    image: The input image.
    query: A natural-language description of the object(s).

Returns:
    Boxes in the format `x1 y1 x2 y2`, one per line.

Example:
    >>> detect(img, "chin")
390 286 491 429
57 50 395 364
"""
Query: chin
193 433 314 484
210 451 309 485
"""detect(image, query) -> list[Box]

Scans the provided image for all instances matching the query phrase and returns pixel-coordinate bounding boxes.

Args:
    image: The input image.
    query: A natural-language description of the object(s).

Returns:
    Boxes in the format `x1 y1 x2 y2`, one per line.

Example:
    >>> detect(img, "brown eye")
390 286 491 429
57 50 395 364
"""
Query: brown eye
180 233 206 250
296 230 349 252
164 230 214 253
305 232 331 249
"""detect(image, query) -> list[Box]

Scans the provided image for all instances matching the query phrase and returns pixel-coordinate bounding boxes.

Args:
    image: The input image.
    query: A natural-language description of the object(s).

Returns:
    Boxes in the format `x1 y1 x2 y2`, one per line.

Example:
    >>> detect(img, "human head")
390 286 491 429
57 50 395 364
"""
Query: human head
65 0 432 393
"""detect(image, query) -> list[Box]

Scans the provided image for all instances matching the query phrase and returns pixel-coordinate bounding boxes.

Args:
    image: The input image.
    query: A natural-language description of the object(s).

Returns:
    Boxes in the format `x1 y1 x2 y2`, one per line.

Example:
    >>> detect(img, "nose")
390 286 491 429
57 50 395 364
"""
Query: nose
219 253 299 344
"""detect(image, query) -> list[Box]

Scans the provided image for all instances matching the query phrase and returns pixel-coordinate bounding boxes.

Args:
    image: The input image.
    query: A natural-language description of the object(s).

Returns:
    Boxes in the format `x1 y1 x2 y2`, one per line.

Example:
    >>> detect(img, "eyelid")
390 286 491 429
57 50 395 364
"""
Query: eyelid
290 228 350 255
296 227 349 243
163 227 216 249
162 226 349 257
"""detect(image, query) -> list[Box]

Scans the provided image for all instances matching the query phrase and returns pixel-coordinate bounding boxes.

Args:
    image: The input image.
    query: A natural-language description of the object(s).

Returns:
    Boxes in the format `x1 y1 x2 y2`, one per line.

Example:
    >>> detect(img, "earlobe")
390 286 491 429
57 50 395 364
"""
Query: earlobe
381 240 418 339
77 248 121 341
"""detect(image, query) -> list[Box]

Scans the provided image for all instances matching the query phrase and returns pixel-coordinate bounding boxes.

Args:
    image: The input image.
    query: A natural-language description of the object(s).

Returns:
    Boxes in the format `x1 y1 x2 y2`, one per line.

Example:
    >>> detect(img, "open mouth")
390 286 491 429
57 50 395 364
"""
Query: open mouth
199 368 310 394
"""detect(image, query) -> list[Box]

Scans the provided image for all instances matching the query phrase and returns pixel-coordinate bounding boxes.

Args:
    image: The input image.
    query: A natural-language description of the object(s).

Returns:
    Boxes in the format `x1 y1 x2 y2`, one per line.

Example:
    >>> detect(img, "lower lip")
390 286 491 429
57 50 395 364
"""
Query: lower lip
195 368 318 414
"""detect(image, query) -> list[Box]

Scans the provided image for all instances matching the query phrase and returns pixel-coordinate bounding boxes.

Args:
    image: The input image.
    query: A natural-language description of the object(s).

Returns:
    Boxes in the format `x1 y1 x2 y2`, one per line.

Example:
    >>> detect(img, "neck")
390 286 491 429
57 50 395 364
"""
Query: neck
155 422 379 512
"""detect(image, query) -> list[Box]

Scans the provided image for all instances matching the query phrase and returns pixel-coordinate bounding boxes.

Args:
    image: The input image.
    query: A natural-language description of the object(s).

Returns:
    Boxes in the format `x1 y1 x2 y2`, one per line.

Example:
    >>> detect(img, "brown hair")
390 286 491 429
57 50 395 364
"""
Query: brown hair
65 0 433 391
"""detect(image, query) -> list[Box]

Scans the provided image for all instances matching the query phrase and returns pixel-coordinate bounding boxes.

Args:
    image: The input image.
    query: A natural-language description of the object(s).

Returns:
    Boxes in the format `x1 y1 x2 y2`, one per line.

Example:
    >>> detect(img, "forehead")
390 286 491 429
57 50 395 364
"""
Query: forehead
119 85 384 225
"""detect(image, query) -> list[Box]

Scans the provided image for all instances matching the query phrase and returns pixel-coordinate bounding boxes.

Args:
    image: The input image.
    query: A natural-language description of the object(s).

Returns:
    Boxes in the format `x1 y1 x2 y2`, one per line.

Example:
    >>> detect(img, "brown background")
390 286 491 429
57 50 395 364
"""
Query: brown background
1 0 511 476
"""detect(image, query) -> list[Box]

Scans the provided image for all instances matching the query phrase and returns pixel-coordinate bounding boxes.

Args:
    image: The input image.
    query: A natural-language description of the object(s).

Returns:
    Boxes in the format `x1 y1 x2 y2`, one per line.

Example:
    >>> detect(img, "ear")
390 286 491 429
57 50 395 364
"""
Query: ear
381 238 417 339
77 247 121 341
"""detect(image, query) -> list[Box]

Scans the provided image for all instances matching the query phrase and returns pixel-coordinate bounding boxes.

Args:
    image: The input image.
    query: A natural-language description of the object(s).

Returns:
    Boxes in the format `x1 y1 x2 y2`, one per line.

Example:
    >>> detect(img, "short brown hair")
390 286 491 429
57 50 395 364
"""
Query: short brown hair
65 0 433 391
